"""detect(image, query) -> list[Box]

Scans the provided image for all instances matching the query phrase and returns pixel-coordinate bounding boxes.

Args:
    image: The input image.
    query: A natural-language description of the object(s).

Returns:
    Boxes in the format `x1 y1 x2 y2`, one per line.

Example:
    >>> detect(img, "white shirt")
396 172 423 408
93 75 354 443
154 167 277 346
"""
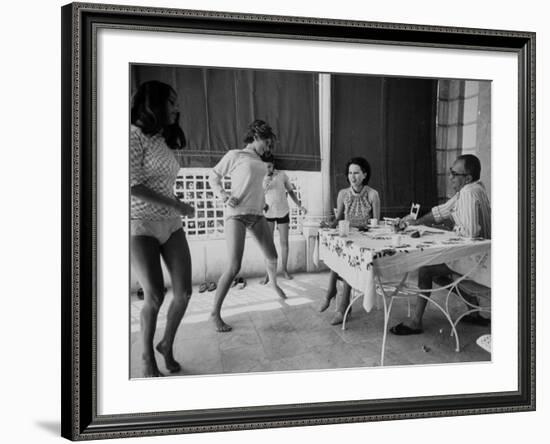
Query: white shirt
209 149 267 217
432 181 492 285
263 170 292 218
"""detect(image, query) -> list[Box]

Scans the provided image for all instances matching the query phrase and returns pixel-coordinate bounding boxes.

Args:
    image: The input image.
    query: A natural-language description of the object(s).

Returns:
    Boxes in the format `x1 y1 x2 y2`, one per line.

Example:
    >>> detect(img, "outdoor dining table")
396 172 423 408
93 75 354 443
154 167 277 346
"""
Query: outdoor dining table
318 224 491 365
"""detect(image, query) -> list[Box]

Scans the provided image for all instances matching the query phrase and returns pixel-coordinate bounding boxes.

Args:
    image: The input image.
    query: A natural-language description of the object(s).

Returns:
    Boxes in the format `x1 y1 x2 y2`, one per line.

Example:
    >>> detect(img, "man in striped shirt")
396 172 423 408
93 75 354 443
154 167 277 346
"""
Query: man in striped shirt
390 154 491 336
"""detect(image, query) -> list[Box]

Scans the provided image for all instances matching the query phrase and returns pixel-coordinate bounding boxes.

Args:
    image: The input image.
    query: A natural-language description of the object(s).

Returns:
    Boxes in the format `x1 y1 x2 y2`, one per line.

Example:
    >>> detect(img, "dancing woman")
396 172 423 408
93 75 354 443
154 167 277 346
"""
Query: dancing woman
209 120 287 332
130 81 195 377
319 157 380 324
261 153 307 282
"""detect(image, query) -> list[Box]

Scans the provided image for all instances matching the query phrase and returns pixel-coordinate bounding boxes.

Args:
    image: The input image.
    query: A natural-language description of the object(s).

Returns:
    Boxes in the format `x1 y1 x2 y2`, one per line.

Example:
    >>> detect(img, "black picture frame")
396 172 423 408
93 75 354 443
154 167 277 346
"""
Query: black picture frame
61 2 536 440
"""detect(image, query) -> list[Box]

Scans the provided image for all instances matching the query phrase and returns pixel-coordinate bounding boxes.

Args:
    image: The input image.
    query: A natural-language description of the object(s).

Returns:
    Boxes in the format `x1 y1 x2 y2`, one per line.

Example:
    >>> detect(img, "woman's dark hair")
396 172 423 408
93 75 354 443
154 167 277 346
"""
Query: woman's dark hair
131 80 186 149
345 157 372 185
243 119 277 145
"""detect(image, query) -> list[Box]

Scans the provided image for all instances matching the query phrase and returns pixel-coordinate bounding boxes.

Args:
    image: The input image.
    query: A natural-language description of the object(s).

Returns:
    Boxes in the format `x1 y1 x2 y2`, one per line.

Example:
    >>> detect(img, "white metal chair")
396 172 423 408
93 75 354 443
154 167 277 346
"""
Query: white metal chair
341 253 490 366
446 277 491 334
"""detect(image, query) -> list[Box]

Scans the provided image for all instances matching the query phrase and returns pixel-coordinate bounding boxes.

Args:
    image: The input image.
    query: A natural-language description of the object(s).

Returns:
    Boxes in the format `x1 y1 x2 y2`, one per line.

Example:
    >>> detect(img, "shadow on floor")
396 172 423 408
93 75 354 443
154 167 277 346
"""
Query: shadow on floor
130 271 490 378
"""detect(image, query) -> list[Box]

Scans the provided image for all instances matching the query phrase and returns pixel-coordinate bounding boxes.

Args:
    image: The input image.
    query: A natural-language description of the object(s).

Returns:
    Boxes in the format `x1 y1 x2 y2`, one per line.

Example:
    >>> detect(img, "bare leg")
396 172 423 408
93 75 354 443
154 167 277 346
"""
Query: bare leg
402 264 452 330
249 217 287 300
155 229 192 373
210 219 246 332
261 220 276 285
319 271 338 312
130 235 165 377
331 281 352 325
277 222 292 279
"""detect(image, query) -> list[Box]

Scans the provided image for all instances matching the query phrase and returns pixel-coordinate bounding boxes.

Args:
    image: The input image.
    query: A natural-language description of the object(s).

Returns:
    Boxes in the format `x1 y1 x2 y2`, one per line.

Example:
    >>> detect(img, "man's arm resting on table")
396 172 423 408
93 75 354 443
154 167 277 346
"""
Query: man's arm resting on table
408 211 436 226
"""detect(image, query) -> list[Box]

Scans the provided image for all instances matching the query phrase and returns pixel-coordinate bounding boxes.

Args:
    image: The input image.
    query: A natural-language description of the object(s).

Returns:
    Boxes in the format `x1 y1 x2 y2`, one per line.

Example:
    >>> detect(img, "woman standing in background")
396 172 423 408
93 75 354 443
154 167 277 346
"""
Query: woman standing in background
261 153 307 283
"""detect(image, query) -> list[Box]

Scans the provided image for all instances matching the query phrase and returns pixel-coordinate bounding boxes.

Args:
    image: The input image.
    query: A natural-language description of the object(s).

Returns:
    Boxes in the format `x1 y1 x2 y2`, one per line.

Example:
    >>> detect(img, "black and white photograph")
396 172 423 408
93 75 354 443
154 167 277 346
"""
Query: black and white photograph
129 64 493 379
55 1 539 441
3 0 548 442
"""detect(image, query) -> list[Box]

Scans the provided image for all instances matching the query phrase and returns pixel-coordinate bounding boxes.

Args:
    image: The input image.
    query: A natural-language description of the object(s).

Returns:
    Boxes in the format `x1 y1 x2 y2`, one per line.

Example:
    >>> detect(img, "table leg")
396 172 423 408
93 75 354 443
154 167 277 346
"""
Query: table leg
378 273 408 366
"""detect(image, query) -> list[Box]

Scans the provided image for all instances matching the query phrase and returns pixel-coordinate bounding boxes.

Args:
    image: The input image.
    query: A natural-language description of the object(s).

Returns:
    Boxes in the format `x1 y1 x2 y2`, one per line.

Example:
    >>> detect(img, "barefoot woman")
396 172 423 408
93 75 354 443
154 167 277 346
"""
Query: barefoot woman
209 120 287 332
261 153 307 282
130 81 195 377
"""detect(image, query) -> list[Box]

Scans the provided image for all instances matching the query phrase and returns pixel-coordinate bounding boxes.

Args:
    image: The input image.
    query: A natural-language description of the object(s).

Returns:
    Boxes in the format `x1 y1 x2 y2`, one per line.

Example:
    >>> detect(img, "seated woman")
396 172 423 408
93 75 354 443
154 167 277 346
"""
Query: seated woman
319 157 380 325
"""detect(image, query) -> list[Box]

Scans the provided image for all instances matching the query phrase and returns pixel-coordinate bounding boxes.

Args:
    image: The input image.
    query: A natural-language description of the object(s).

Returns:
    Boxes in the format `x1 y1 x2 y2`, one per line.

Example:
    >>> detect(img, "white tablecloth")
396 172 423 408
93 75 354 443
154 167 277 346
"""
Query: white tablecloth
318 225 491 312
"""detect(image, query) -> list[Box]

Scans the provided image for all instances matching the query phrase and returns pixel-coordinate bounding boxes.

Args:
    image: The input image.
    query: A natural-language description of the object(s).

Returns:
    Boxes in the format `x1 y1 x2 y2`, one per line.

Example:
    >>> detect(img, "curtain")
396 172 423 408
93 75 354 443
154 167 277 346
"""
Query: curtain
331 75 438 218
436 80 492 203
131 65 320 170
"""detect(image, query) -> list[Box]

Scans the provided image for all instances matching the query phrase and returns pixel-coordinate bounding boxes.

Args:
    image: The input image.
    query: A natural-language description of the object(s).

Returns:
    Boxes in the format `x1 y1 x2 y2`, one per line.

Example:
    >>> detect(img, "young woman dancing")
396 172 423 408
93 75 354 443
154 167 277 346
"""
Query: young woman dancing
209 120 287 332
319 157 380 325
130 81 195 377
261 153 307 282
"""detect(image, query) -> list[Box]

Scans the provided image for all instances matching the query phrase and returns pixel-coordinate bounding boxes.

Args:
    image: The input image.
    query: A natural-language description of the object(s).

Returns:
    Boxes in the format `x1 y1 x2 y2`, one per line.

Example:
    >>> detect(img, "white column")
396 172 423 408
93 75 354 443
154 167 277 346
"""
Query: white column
319 73 333 221
303 73 332 271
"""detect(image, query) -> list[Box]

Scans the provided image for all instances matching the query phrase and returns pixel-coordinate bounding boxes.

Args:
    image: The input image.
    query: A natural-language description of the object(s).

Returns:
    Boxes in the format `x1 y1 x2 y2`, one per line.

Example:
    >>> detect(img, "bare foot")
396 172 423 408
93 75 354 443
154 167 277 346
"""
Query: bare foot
156 341 181 373
211 315 233 332
260 275 269 285
273 285 287 300
142 355 164 378
282 271 293 280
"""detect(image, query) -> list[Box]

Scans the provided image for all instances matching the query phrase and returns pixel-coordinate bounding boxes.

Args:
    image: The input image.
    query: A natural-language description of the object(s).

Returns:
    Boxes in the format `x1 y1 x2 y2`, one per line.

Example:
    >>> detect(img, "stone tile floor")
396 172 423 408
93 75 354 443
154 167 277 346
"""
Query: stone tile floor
130 271 491 378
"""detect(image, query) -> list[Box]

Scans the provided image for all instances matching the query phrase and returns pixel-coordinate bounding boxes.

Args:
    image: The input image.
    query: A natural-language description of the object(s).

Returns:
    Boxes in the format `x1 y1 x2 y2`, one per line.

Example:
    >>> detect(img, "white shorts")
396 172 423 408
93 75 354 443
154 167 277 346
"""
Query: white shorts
130 217 182 245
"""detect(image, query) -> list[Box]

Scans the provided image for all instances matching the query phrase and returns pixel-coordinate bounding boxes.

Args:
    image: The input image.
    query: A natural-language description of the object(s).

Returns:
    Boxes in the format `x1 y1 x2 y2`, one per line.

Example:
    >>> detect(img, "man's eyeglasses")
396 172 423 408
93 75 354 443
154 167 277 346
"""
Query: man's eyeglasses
449 168 469 178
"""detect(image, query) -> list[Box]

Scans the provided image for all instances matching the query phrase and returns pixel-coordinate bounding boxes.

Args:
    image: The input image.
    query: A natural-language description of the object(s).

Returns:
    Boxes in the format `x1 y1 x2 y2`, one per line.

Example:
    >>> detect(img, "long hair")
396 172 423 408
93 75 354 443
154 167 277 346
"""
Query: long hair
345 157 372 185
131 80 186 149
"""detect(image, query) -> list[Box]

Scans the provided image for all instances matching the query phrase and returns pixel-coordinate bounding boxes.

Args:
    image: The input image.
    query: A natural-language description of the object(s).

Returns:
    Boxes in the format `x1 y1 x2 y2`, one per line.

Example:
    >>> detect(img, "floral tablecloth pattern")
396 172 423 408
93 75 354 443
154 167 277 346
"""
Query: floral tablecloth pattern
318 225 491 312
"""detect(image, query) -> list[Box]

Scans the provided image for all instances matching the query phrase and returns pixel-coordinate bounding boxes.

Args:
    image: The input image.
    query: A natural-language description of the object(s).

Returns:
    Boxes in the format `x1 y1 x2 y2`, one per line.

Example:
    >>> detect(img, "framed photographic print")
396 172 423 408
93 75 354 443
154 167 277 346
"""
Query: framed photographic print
61 2 535 440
